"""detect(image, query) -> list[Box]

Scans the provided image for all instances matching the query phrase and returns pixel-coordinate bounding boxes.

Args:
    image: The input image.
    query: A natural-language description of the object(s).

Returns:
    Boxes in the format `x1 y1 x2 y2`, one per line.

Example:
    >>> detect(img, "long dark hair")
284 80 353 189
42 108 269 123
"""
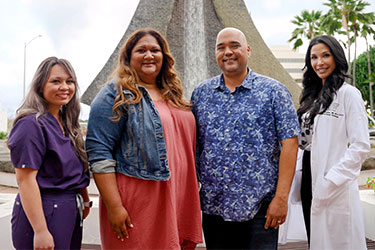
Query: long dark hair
11 57 88 169
111 28 191 121
297 35 349 124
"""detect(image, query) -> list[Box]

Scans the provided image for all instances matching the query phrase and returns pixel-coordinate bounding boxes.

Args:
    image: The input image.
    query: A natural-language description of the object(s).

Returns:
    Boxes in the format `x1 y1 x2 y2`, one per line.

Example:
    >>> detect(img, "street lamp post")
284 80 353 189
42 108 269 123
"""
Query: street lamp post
23 35 42 99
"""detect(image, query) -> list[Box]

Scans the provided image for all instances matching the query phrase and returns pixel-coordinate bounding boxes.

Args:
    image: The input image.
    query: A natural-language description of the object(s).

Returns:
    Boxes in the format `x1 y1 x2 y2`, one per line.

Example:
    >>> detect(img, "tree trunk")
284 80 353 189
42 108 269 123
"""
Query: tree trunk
342 13 351 82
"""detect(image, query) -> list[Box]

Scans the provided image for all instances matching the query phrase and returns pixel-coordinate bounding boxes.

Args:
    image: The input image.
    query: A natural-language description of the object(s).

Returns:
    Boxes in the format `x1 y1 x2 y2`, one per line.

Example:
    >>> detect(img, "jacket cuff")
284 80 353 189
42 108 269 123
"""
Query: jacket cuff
90 159 116 173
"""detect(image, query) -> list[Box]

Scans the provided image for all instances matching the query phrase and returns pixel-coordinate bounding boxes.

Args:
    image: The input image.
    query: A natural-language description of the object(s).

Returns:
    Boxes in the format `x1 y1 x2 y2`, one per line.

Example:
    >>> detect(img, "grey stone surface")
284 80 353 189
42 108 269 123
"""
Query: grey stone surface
0 140 13 173
203 0 224 83
212 0 301 106
82 0 301 106
363 156 375 171
81 0 175 104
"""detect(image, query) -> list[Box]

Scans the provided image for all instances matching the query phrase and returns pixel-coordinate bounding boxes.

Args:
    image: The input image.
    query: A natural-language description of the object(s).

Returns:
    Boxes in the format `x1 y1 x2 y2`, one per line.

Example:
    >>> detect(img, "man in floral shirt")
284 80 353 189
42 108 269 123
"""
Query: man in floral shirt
191 27 300 249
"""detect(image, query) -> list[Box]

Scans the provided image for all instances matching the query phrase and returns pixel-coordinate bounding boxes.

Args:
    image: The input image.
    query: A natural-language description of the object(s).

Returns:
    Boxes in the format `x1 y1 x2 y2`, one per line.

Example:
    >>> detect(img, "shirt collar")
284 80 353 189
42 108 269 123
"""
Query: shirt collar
212 68 255 90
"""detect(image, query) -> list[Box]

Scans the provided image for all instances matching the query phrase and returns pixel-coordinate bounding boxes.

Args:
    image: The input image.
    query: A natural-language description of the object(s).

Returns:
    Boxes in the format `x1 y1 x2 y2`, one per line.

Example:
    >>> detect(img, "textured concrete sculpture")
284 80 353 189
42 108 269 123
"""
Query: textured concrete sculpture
81 0 301 106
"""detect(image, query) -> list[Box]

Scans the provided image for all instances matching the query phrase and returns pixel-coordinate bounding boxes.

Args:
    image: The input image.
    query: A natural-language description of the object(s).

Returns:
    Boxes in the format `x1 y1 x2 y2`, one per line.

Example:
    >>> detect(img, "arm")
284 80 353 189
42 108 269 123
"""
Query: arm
264 84 300 229
16 168 54 250
93 173 132 240
325 87 370 186
265 136 298 229
80 187 90 219
8 116 53 248
86 83 132 240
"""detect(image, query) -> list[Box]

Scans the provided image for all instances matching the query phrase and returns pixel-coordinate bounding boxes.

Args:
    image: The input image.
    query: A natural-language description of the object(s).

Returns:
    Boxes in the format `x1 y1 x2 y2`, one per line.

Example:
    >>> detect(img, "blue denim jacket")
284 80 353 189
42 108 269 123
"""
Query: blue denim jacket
85 79 170 181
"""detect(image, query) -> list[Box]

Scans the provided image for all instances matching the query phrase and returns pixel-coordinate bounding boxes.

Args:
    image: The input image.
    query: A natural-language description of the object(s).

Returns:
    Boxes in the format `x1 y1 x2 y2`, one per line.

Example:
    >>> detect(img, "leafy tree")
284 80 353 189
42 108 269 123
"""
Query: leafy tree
359 14 375 75
288 10 323 50
323 0 353 70
349 1 373 86
0 131 7 140
354 46 375 112
359 17 375 115
323 0 373 86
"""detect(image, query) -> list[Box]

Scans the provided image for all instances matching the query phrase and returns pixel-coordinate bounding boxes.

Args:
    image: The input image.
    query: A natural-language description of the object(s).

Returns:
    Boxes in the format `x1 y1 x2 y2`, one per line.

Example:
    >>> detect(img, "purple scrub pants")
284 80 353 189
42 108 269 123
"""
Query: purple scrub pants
11 190 82 250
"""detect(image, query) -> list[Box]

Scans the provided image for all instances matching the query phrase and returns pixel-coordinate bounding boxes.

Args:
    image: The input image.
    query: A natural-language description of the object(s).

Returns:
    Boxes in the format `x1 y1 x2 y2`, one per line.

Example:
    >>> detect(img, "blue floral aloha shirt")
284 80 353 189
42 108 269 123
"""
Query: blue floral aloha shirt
191 69 300 222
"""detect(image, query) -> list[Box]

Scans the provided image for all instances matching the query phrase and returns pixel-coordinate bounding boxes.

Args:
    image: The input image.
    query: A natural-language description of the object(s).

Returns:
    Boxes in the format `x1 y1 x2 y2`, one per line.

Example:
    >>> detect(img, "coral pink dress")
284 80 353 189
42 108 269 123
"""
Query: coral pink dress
99 100 202 249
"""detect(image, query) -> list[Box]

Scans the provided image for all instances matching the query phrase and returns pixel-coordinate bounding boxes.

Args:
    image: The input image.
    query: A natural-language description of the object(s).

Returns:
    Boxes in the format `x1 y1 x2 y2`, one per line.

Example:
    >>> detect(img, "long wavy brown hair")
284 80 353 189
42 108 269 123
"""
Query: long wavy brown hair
112 28 191 121
10 57 88 169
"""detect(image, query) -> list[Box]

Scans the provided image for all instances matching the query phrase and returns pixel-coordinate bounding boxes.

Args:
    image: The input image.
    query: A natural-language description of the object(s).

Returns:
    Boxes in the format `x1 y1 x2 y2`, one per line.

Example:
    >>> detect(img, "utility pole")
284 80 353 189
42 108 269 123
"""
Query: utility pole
23 35 42 99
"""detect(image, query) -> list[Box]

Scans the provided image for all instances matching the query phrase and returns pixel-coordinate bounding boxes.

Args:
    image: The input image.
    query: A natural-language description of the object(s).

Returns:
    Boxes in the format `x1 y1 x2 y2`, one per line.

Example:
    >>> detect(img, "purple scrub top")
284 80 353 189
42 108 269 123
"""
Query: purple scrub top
8 113 89 191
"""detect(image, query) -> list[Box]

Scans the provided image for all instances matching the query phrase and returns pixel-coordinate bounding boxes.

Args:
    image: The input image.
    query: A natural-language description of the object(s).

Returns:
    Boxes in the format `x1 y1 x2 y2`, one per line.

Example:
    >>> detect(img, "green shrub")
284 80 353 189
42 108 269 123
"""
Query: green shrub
0 131 8 140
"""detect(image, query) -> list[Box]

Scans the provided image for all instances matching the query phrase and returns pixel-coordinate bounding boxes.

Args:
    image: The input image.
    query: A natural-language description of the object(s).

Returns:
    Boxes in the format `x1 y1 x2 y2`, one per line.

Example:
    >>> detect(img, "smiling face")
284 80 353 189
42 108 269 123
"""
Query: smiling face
310 42 336 85
215 28 250 77
42 64 75 115
130 34 163 84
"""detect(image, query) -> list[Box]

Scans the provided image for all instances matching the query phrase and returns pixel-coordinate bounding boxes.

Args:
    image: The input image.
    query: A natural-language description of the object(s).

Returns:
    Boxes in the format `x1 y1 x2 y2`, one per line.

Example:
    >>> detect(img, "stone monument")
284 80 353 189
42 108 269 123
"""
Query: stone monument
81 0 301 106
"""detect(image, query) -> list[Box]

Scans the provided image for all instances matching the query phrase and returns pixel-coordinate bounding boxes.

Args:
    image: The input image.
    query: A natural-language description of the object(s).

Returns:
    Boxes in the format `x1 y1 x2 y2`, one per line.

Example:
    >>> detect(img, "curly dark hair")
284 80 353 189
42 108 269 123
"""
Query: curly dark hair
297 35 350 124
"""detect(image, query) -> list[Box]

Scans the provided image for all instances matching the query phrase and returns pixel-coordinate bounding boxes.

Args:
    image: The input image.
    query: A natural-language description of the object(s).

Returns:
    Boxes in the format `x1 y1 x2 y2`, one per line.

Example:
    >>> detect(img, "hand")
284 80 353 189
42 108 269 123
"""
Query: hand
264 196 288 229
34 230 54 250
107 205 133 241
83 206 90 219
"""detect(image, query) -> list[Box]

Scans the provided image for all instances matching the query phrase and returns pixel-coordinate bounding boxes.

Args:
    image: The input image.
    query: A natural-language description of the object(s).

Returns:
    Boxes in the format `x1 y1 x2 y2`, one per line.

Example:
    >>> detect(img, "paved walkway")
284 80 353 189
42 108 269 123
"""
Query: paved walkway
1 184 374 250
81 239 375 250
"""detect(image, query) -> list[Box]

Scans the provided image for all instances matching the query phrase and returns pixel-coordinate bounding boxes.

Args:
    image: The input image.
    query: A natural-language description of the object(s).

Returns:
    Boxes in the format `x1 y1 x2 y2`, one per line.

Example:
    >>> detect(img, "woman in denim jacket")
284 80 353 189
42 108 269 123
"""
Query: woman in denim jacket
86 28 202 249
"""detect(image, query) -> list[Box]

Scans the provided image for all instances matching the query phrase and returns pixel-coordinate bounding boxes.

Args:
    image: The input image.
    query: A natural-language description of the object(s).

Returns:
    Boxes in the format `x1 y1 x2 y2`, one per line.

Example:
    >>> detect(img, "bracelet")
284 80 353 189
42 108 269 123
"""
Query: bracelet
84 201 93 208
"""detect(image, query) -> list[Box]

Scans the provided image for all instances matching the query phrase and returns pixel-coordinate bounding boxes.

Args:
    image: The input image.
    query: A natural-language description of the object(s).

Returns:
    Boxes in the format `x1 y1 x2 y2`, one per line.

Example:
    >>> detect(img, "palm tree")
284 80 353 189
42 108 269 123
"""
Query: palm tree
323 0 353 79
349 1 373 86
288 10 323 50
359 14 375 78
323 0 372 86
361 21 375 117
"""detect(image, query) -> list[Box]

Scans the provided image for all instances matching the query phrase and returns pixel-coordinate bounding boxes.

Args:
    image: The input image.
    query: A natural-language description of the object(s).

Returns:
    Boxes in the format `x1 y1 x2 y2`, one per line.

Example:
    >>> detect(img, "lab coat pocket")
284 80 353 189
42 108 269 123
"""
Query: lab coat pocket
312 177 343 210
314 177 337 201
311 186 350 249
312 178 350 210
326 187 350 248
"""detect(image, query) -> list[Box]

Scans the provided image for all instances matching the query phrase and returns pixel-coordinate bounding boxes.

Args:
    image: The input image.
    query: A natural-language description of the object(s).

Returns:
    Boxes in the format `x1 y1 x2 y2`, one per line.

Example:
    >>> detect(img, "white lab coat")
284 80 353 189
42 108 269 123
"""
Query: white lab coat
305 83 370 250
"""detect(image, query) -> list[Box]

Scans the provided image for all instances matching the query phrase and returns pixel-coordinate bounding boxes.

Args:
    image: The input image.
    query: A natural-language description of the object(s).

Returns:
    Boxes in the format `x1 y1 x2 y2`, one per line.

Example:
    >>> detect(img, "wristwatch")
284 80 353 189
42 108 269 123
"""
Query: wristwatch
84 201 93 208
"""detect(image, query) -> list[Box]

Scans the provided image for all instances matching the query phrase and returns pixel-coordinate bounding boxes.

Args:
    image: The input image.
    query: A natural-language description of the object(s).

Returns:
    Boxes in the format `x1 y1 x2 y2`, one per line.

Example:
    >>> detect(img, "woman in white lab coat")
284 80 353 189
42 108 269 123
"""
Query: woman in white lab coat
297 35 370 250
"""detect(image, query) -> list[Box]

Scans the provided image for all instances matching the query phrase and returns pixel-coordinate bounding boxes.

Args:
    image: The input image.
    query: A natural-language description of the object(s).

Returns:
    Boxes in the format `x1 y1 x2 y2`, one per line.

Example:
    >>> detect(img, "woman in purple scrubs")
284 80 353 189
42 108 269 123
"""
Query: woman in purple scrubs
8 57 91 250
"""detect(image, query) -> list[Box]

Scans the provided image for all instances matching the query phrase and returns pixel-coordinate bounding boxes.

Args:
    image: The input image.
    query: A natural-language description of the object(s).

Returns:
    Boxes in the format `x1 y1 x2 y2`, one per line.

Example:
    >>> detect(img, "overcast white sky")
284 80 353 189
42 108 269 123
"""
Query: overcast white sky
0 0 374 119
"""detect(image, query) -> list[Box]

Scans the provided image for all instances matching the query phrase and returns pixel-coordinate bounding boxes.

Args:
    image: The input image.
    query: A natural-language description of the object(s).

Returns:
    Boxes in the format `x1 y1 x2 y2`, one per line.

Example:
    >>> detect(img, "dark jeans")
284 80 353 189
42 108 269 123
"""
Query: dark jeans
202 202 278 250
300 150 312 246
